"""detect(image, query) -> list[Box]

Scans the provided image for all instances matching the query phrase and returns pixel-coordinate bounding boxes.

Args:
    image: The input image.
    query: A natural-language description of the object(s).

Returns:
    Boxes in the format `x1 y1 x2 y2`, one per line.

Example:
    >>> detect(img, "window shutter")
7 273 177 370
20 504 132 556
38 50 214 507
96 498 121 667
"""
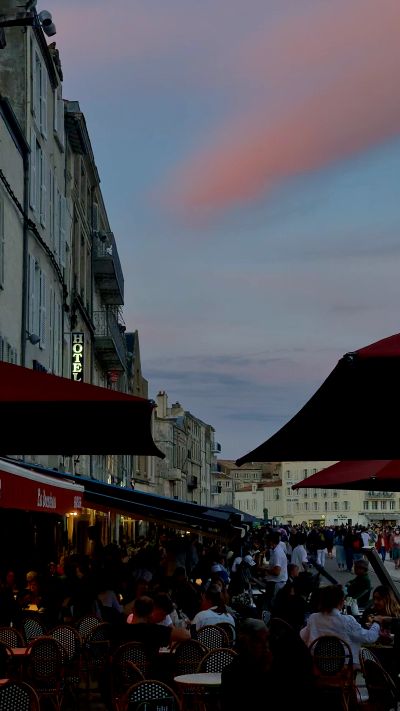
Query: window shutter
53 89 58 134
58 96 65 149
53 182 59 256
39 269 47 348
40 150 47 227
35 143 41 217
40 63 47 137
49 286 54 370
49 166 54 247
60 195 67 267
0 195 4 288
29 130 36 209
28 253 36 333
34 52 41 122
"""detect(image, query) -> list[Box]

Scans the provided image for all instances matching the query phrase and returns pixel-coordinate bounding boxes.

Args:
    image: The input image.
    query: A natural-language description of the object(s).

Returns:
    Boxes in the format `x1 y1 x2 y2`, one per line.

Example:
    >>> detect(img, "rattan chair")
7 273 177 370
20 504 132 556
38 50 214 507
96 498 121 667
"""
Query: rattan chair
111 659 145 711
81 621 112 693
0 680 40 711
0 641 14 680
25 635 65 711
118 679 181 711
172 639 208 677
197 647 237 673
112 641 152 680
196 625 229 650
359 647 399 711
50 624 82 699
215 623 235 647
19 615 47 645
75 614 102 643
0 625 25 648
309 635 355 711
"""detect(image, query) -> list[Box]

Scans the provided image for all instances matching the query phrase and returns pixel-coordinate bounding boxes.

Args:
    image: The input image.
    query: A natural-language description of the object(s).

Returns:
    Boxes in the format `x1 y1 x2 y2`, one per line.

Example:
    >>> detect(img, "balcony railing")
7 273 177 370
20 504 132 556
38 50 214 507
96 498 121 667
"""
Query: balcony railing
93 309 126 371
366 491 395 498
93 232 124 305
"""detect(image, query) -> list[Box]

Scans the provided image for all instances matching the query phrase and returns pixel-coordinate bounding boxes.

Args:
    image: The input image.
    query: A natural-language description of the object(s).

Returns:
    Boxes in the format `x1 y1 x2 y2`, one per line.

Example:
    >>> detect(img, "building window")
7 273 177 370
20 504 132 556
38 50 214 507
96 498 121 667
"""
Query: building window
0 194 4 288
390 501 395 510
334 502 338 511
303 469 308 477
343 501 349 511
372 501 378 510
380 501 387 510
363 501 369 510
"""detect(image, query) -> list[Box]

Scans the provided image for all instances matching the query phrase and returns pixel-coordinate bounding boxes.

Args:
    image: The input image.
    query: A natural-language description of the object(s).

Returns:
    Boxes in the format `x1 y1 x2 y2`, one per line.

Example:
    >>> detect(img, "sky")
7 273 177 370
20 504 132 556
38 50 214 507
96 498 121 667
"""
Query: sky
48 0 400 460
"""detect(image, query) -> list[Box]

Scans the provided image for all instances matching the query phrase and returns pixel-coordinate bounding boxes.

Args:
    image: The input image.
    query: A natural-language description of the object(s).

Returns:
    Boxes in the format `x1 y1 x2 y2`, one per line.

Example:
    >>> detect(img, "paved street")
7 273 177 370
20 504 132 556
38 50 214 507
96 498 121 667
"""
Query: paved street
318 549 400 593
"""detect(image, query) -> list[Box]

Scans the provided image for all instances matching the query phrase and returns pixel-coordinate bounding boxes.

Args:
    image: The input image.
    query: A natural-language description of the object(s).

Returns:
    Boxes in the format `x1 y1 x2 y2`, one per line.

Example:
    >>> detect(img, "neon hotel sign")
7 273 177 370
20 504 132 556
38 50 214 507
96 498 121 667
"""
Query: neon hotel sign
71 332 84 381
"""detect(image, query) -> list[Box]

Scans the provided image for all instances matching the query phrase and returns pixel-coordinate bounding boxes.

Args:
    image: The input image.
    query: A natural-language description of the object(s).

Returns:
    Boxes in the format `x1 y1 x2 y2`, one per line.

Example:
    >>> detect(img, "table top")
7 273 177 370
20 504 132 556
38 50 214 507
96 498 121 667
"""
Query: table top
11 647 28 656
174 673 222 687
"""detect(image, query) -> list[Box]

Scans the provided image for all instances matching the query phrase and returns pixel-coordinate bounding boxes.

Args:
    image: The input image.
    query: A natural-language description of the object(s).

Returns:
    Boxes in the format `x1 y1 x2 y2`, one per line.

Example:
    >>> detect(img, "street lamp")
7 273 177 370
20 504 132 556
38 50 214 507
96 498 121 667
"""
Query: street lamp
0 4 56 50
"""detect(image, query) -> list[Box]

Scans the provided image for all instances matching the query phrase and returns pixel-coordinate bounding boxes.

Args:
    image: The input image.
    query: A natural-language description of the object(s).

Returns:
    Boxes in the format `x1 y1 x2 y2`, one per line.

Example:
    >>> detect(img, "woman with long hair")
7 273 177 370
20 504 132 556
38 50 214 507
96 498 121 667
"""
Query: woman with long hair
300 584 380 665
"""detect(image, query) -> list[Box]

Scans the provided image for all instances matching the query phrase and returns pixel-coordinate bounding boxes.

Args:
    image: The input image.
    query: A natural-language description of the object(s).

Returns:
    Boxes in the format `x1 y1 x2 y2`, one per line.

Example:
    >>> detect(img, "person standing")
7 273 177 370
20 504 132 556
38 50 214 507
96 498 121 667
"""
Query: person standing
262 531 288 607
391 528 400 569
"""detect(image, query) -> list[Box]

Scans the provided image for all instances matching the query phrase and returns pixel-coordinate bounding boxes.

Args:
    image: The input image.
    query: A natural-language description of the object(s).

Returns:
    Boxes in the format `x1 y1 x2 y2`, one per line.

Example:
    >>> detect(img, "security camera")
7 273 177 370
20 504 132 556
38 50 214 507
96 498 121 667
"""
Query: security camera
38 10 56 36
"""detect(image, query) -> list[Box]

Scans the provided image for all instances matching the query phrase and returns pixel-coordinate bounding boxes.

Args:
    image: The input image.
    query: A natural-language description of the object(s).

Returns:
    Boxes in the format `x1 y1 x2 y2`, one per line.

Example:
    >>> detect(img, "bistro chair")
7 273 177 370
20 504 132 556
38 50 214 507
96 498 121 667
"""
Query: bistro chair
25 635 65 711
117 679 181 711
75 613 102 643
112 641 152 680
359 647 399 711
49 624 82 700
19 615 47 645
172 640 208 677
81 621 112 694
0 680 40 711
214 623 235 647
111 659 145 711
309 635 355 711
0 641 15 680
197 647 237 674
196 626 229 651
0 626 25 648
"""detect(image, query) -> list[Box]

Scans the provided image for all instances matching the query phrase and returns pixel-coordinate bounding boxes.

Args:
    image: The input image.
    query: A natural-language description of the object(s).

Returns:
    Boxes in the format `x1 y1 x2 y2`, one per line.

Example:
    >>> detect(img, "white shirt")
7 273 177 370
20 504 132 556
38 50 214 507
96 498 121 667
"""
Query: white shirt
192 607 235 632
291 544 308 571
300 608 380 664
264 545 288 585
361 532 369 547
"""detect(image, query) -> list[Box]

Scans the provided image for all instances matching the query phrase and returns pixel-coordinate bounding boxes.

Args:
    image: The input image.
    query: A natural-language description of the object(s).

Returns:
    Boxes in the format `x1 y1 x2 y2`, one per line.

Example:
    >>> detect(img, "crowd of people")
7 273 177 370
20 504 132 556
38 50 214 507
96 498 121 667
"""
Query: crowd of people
1 522 400 707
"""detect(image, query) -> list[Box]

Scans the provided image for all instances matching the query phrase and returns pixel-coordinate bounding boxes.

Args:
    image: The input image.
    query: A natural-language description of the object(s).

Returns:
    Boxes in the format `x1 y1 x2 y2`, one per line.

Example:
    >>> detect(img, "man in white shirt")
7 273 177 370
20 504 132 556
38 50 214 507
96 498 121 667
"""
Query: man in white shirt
291 535 309 573
263 532 288 606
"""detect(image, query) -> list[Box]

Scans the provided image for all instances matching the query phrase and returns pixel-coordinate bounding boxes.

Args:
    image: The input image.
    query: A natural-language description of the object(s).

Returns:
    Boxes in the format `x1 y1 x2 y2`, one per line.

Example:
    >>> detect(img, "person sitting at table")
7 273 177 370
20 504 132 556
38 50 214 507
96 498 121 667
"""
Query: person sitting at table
152 592 174 626
191 584 236 636
221 618 314 711
345 559 372 609
124 596 190 648
361 585 400 630
270 575 307 632
300 584 381 667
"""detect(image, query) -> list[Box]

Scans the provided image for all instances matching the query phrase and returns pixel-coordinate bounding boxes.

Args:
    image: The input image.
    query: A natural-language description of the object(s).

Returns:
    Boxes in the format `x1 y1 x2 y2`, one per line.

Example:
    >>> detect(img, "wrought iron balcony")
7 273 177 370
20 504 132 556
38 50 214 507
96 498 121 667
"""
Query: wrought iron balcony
366 491 395 498
93 232 124 305
93 309 126 371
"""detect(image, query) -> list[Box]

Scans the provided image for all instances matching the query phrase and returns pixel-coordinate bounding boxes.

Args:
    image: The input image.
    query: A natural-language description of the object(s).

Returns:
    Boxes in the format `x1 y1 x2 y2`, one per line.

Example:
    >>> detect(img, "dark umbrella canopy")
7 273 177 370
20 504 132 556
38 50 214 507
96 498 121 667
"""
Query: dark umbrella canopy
0 361 165 457
236 333 400 466
292 460 400 492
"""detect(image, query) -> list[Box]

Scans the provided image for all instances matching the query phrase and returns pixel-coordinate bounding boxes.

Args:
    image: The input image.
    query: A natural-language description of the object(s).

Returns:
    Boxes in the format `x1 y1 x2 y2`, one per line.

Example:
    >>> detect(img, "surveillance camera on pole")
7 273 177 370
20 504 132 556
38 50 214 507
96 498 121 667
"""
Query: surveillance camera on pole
38 10 56 36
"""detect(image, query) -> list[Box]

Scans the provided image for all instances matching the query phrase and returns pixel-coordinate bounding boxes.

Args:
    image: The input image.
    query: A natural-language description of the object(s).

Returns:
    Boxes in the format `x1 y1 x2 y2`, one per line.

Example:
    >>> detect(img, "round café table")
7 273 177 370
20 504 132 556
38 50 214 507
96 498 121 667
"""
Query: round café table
174 673 222 711
174 673 221 687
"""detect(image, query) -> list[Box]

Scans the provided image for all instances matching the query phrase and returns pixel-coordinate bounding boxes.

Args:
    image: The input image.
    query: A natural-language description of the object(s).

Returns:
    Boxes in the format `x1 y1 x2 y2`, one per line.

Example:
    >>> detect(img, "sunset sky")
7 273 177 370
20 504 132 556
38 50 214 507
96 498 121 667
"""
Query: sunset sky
49 0 400 459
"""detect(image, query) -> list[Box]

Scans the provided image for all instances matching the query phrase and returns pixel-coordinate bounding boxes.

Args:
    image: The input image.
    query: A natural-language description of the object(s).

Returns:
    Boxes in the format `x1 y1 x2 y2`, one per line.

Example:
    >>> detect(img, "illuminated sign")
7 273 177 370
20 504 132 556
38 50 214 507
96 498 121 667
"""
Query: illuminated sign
71 332 84 382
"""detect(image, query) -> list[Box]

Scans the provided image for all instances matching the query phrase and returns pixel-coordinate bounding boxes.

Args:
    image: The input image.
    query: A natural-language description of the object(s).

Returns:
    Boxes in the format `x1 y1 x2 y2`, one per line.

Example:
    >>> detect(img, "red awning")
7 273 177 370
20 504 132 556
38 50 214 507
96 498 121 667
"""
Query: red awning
0 458 84 515
0 362 165 457
236 332 400 465
292 460 400 492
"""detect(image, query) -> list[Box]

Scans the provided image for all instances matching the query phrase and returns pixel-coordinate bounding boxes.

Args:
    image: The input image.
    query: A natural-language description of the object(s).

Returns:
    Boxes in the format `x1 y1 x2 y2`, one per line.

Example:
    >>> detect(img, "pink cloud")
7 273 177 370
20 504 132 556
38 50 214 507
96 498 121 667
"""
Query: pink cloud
164 0 400 218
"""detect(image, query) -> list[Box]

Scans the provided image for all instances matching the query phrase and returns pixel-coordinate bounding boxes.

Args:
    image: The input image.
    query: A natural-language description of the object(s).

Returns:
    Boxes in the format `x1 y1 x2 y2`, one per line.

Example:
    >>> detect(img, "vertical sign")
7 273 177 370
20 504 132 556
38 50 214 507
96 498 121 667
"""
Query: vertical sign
71 332 84 381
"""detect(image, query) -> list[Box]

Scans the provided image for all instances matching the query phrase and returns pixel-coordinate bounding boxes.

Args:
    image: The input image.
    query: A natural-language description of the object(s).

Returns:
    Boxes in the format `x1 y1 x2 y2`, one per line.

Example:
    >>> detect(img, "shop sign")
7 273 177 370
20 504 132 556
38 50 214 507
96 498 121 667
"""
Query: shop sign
71 333 84 382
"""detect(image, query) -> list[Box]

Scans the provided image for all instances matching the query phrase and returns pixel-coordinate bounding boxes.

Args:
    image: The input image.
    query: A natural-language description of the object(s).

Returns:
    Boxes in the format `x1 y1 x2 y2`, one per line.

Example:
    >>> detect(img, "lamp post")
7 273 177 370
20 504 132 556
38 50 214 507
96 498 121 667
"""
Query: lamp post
0 6 56 50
